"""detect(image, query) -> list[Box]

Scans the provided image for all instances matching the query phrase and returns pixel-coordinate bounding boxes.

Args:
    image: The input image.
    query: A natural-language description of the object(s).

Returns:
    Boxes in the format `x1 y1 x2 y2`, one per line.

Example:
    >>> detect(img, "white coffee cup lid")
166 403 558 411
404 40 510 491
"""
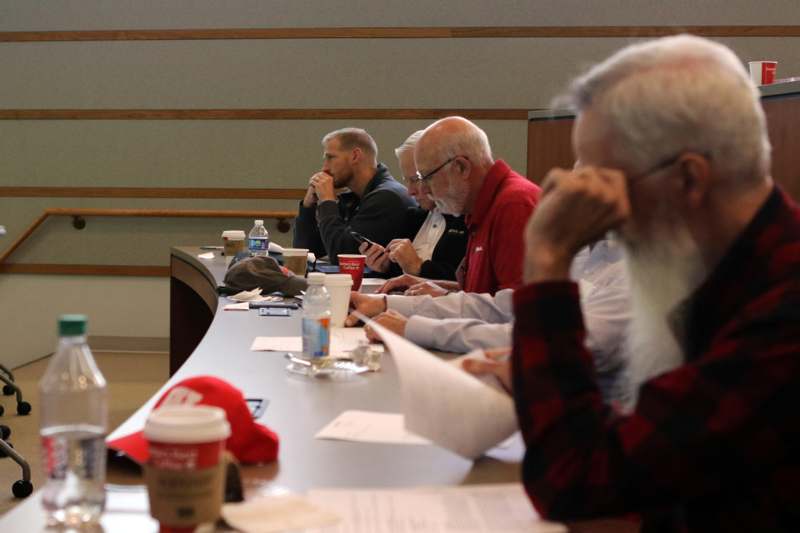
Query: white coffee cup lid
221 230 246 240
144 405 231 443
325 273 354 286
282 248 309 257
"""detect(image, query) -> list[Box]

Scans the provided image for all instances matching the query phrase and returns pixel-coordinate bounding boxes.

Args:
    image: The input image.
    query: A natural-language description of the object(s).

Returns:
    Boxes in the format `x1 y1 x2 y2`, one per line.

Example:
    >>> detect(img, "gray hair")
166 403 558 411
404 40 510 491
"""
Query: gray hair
561 34 771 185
322 127 378 163
394 130 425 159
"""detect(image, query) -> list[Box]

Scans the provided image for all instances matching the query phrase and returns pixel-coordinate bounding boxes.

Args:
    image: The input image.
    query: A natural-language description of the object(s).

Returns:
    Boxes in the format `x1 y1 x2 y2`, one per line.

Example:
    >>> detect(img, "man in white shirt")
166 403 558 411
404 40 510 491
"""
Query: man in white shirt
361 130 468 280
349 239 631 403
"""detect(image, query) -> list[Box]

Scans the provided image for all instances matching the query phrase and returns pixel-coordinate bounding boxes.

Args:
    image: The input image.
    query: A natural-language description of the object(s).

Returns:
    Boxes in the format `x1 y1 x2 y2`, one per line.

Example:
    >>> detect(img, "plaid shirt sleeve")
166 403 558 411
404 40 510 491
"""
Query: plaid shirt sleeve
512 280 800 524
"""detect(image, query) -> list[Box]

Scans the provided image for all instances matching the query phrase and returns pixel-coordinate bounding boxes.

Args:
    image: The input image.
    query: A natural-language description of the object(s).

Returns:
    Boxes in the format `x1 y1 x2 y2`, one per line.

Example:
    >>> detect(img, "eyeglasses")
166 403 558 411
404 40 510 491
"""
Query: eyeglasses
413 156 461 184
629 151 710 182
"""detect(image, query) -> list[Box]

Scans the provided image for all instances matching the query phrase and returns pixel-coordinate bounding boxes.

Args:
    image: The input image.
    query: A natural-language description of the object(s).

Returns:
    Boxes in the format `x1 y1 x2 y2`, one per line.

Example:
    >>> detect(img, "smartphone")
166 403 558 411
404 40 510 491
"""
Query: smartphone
350 231 377 248
258 307 291 317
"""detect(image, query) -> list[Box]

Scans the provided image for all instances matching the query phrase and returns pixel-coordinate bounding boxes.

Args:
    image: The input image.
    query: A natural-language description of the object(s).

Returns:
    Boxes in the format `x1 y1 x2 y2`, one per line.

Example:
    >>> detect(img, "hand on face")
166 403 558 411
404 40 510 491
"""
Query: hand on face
360 242 391 273
387 239 422 275
302 185 318 208
404 280 448 297
460 347 512 393
377 273 426 294
363 309 408 342
523 166 630 283
309 172 337 203
345 292 387 326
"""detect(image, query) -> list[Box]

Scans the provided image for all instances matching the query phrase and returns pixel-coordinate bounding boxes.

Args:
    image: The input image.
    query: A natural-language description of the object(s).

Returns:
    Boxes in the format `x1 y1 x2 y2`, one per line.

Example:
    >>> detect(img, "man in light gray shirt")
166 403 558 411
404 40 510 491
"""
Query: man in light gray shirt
348 239 631 403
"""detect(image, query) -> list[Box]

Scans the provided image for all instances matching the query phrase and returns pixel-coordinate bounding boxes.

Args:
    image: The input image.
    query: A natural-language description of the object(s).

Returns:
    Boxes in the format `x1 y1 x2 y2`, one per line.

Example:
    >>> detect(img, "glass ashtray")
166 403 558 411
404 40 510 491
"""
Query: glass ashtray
284 353 369 380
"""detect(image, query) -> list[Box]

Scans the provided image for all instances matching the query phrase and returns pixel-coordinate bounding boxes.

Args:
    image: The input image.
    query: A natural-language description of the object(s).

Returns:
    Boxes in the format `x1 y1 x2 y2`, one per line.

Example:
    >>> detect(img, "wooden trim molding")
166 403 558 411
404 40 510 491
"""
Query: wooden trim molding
0 109 529 120
1 26 799 42
0 263 169 276
0 186 306 199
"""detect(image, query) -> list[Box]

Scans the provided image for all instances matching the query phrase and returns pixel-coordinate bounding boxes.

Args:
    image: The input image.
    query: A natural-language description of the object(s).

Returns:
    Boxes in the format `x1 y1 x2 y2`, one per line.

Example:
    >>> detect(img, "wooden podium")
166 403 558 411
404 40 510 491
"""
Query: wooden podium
526 80 800 201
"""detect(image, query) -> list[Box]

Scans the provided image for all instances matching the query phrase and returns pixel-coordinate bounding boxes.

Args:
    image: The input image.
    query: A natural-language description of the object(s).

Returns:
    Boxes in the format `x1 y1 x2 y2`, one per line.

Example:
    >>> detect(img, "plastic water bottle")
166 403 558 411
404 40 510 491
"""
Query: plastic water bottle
39 315 108 526
302 273 331 363
248 219 270 257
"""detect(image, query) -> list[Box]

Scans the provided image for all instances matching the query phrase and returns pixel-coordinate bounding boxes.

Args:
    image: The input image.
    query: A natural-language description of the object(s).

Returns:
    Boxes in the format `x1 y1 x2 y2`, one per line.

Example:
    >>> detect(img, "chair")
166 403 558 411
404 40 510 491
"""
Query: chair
0 226 34 498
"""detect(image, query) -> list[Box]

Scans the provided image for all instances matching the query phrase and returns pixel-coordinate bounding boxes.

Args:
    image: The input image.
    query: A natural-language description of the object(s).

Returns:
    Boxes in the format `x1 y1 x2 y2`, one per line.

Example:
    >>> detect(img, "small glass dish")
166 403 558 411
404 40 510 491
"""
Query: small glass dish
350 341 383 372
284 353 369 380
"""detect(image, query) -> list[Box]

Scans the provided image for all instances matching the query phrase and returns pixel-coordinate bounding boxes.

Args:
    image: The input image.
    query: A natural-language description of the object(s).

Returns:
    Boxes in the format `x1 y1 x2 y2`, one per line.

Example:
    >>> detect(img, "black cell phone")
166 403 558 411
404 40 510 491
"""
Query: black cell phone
249 301 299 310
350 231 377 247
258 307 291 317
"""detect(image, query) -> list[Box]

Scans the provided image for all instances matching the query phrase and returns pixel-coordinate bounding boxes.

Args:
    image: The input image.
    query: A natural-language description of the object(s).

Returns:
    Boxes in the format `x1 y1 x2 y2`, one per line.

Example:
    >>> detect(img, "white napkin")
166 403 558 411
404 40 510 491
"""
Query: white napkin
222 494 340 533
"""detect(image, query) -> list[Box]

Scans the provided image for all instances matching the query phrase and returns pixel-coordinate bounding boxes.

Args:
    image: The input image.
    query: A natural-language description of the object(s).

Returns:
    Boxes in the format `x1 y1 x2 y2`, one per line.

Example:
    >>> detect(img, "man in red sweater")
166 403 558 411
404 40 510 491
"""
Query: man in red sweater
379 116 541 296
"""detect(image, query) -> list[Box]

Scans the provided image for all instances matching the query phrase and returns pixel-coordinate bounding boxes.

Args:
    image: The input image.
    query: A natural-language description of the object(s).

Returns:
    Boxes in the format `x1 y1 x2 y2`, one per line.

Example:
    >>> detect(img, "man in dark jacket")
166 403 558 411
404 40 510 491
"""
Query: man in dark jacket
293 128 416 263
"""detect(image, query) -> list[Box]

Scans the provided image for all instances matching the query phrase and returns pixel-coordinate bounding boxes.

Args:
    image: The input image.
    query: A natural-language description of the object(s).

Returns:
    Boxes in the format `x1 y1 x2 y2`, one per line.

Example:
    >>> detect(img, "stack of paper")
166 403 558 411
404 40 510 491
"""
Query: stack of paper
250 327 373 357
305 484 565 533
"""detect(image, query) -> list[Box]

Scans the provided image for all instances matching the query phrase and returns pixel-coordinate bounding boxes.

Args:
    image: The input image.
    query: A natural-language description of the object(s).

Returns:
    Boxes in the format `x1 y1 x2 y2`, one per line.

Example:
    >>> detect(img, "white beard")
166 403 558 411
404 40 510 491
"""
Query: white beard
618 217 707 409
430 177 469 216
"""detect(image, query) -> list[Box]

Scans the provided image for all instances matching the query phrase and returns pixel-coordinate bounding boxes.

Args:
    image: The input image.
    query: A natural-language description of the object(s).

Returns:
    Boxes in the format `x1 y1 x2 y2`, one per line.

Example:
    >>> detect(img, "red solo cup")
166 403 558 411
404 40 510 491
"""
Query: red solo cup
143 406 231 531
749 61 777 85
337 254 367 290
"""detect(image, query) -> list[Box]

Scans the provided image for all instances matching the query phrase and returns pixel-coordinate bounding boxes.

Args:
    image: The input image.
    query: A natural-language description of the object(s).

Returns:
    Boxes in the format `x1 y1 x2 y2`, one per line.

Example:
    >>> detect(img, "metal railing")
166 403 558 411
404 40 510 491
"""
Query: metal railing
0 207 296 268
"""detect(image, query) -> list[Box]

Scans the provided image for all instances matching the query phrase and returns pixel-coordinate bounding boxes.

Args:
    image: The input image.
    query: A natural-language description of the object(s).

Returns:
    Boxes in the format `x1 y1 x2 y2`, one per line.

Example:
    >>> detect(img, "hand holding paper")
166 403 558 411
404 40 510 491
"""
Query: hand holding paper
367 321 518 459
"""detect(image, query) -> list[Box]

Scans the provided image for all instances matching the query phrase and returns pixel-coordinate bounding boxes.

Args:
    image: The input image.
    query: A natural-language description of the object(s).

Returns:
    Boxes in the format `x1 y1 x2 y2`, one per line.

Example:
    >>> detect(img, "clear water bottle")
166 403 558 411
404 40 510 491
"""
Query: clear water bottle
39 315 107 526
248 219 270 257
302 273 331 363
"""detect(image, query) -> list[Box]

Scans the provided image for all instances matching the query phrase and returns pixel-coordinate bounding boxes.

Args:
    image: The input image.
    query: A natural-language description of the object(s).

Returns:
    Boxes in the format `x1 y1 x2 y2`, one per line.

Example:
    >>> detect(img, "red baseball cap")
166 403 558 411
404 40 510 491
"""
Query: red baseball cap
108 376 279 465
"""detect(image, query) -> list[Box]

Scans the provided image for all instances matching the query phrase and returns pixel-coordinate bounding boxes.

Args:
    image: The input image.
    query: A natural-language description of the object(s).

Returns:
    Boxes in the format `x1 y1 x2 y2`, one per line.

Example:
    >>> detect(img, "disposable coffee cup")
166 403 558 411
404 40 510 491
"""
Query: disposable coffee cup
325 273 354 327
143 405 231 531
337 254 366 290
749 61 777 86
221 230 246 257
283 248 309 277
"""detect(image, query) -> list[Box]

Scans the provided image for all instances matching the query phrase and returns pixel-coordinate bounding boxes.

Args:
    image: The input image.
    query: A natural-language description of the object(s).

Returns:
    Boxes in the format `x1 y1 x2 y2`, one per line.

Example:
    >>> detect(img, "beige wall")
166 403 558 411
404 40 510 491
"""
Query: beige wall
2 2 799 368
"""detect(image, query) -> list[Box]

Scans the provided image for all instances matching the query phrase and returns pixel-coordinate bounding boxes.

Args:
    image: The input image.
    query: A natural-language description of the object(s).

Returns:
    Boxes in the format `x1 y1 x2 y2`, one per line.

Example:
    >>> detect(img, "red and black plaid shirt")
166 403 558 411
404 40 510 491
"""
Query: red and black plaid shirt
512 187 800 532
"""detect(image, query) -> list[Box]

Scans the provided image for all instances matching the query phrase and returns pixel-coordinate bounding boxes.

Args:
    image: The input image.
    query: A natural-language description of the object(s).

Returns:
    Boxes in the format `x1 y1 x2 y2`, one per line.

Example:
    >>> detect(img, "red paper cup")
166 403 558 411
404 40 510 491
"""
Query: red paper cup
143 406 231 531
337 254 366 290
749 61 777 86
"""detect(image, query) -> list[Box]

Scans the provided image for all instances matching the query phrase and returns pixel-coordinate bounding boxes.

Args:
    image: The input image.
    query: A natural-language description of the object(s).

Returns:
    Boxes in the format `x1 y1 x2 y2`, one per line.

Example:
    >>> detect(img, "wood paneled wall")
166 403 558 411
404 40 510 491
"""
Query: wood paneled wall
527 92 800 200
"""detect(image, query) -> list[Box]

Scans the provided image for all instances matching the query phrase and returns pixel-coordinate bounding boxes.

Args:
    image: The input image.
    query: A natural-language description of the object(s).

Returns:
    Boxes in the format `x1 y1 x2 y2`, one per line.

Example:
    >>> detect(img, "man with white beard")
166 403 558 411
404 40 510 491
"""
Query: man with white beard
499 35 800 531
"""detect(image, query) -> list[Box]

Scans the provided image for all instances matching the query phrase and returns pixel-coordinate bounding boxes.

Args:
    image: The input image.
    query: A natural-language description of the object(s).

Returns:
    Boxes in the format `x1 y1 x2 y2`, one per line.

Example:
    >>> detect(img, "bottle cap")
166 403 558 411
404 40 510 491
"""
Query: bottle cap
255 220 264 226
307 272 326 285
59 314 87 336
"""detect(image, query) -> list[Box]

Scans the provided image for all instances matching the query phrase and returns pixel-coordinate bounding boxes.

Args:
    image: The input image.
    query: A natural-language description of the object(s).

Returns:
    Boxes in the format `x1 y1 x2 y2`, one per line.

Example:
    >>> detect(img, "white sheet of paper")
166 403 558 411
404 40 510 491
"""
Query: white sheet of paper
251 336 303 352
369 322 518 459
315 410 431 445
329 327 370 356
305 483 566 533
197 252 215 260
224 302 251 311
222 494 341 533
250 328 372 356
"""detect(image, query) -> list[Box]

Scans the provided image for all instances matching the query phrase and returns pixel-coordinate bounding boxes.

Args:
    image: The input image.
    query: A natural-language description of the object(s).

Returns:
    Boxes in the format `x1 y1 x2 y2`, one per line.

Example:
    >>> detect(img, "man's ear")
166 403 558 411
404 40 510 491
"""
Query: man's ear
350 147 363 165
454 156 472 178
678 153 713 208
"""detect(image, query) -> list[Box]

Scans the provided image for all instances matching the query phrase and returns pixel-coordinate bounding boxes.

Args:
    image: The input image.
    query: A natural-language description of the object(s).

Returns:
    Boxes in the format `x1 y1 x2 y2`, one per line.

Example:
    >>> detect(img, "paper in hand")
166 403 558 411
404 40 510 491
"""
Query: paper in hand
367 321 518 459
